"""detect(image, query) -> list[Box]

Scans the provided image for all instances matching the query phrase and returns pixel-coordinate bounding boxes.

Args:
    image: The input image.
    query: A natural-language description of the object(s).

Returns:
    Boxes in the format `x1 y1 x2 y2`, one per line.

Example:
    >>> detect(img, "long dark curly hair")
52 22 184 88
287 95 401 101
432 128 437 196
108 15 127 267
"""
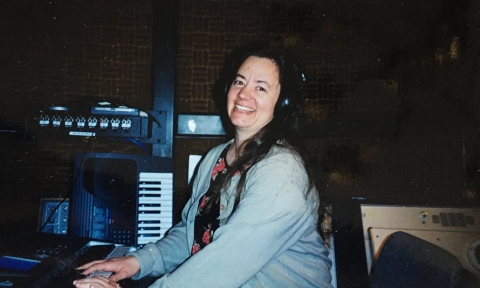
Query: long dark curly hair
212 42 331 246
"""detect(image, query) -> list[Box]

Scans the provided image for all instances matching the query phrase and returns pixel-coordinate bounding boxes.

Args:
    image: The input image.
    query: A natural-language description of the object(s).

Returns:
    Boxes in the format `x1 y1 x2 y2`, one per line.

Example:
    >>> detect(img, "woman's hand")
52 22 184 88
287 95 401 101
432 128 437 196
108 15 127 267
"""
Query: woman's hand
75 256 141 283
73 276 120 288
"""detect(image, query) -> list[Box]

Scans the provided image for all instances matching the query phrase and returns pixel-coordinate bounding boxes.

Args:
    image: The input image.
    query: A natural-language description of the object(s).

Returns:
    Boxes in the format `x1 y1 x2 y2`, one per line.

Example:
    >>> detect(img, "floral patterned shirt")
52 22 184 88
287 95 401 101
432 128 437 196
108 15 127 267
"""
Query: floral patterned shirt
191 144 231 255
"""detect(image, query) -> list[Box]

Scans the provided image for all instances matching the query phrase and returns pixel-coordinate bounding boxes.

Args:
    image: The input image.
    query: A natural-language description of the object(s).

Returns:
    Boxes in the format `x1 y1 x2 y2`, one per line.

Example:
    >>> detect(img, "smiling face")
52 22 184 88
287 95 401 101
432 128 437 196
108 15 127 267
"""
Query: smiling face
227 56 281 140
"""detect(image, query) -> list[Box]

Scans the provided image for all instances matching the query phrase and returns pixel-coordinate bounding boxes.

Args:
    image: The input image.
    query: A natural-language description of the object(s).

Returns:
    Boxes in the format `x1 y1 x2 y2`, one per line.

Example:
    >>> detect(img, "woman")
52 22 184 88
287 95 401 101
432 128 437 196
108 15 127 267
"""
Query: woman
73 43 333 288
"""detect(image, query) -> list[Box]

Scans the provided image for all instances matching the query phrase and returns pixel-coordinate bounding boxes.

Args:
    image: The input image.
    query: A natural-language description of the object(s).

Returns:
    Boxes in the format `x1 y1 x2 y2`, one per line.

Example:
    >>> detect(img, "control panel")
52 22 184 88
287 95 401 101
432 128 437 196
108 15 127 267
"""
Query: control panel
361 205 480 279
33 105 150 139
37 198 69 235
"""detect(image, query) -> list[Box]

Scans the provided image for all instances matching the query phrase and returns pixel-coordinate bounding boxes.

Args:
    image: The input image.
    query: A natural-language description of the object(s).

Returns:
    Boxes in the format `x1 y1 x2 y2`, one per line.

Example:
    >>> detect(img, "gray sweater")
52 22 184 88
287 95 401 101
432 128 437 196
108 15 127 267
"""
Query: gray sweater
128 141 333 287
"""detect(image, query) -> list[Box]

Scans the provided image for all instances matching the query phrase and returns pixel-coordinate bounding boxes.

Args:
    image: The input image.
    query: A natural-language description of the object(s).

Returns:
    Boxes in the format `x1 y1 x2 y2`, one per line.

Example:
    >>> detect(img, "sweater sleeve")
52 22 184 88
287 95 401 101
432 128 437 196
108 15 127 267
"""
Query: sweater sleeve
126 145 224 278
126 206 191 278
146 149 322 287
126 192 192 278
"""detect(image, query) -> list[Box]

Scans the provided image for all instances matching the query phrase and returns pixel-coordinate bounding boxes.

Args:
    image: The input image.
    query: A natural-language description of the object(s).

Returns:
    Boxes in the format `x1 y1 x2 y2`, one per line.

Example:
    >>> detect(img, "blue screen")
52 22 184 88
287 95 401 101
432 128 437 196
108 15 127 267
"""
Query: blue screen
0 256 40 271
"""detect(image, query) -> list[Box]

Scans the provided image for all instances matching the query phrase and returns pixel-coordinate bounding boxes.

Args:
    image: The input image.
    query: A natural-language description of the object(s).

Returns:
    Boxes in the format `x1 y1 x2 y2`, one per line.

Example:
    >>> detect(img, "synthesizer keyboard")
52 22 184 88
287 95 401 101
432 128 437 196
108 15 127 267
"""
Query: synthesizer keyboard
0 234 134 288
32 244 119 287
137 172 173 246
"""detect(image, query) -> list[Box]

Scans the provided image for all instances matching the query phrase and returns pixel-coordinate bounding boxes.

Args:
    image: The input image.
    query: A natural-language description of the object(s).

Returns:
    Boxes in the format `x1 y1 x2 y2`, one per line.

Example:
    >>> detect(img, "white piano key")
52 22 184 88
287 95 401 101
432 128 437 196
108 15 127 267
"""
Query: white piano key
138 214 172 221
138 223 167 228
139 184 163 189
139 190 171 194
138 196 173 203
138 206 172 212
138 228 169 233
139 199 173 205
139 172 173 179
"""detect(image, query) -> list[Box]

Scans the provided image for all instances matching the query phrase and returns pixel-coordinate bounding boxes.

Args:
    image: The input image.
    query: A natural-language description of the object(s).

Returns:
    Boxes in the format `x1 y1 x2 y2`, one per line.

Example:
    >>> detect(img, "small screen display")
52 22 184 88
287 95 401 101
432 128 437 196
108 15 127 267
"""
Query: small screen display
0 256 40 271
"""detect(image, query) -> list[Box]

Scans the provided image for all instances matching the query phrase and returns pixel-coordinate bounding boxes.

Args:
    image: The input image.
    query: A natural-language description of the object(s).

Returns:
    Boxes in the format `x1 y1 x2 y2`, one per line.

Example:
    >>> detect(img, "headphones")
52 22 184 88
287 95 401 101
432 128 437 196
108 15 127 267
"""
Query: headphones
275 59 307 120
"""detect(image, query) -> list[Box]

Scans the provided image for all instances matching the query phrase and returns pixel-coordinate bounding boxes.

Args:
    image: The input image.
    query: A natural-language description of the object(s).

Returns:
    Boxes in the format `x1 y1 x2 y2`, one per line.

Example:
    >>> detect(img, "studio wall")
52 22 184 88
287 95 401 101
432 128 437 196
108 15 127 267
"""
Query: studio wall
0 0 479 236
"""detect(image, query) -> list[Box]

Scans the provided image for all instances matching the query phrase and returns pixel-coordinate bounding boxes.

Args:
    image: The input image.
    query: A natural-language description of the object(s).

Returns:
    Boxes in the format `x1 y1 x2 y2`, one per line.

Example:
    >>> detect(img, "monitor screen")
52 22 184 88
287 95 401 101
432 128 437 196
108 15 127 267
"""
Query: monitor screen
0 256 40 272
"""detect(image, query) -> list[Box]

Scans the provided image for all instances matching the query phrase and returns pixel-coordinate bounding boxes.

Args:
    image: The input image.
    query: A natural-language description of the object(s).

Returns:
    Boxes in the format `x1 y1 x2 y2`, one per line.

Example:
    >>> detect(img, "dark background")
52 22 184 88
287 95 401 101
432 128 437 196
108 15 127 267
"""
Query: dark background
1 0 479 244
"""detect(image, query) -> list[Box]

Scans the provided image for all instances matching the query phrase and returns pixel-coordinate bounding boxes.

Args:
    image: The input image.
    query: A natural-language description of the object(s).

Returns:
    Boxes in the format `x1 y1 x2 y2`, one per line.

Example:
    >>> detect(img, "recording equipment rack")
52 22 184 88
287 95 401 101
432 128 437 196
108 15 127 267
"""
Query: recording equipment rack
31 104 168 144
34 108 149 139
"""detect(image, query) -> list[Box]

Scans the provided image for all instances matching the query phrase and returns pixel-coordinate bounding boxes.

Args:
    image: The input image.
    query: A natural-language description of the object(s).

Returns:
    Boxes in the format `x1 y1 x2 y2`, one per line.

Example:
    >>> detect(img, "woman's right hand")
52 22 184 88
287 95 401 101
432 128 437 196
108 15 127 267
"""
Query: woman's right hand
76 255 141 283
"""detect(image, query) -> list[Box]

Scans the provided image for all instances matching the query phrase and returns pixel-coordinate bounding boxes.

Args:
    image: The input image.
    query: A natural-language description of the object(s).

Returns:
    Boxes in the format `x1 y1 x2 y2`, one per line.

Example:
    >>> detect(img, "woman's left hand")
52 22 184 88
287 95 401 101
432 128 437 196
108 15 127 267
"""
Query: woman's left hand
73 276 120 288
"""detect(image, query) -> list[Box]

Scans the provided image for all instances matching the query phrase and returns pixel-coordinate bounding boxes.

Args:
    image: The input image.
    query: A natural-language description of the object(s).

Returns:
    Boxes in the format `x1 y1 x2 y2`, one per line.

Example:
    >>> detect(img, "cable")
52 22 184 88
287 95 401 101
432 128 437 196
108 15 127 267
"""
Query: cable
127 137 151 154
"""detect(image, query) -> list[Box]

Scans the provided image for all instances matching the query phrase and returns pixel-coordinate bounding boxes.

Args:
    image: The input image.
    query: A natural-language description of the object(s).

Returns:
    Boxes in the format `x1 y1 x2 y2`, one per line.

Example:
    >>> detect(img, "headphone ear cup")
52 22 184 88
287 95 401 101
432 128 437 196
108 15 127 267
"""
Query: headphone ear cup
279 63 305 111
224 82 229 95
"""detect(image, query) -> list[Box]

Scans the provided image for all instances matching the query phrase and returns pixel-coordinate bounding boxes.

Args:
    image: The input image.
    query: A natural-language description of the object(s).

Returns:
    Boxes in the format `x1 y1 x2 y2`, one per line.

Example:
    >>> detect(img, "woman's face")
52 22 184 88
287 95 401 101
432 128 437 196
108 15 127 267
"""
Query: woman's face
227 56 281 138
